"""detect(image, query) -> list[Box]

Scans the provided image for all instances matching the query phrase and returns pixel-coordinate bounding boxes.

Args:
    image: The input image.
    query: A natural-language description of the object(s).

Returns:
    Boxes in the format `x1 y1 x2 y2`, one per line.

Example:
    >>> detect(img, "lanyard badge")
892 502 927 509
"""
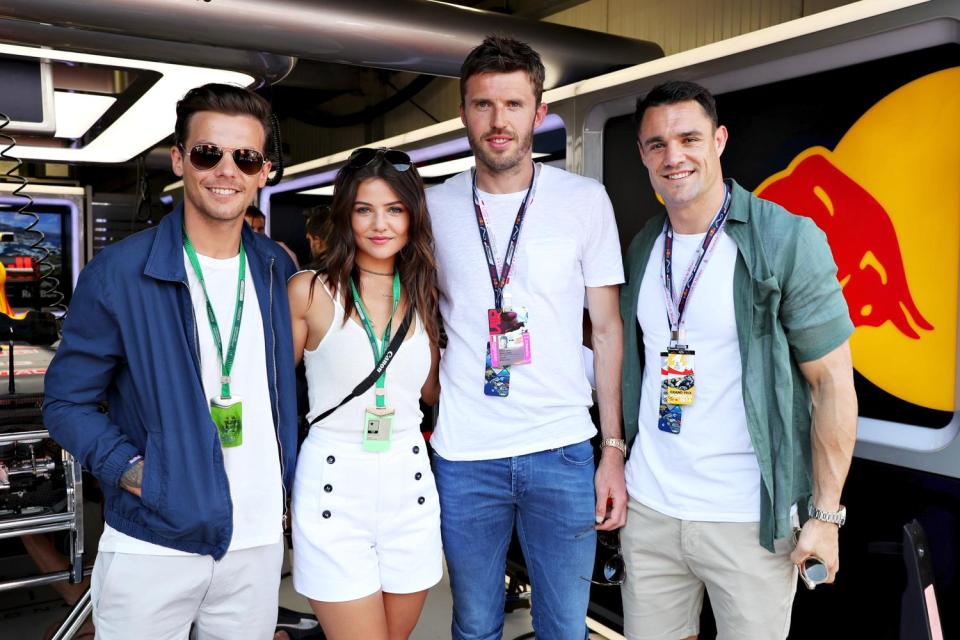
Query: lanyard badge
473 163 539 397
184 232 246 448
656 184 731 435
351 273 400 452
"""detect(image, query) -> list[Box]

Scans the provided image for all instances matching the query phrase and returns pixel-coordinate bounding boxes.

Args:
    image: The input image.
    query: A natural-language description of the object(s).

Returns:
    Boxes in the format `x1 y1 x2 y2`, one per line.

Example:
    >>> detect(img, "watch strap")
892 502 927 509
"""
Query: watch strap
601 438 627 456
808 502 846 527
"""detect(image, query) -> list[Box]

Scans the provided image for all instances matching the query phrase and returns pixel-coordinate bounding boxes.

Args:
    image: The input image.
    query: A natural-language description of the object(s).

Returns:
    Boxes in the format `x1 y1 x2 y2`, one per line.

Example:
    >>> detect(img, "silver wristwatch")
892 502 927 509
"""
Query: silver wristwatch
601 438 627 457
808 502 847 527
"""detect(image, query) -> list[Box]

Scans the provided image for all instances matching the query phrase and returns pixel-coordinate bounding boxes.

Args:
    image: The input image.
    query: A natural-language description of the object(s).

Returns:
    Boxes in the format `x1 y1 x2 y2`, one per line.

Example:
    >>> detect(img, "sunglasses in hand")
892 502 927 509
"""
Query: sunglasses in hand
792 528 830 590
576 528 626 586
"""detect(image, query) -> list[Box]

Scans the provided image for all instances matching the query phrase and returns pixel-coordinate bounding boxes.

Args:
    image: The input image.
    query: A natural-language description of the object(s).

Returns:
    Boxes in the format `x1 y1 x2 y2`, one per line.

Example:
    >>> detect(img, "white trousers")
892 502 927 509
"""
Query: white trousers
90 540 284 640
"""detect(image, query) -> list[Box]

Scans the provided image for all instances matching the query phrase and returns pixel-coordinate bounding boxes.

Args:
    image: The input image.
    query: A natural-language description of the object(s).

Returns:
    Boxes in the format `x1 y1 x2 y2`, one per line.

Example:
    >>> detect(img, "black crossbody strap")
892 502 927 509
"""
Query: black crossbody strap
309 307 414 426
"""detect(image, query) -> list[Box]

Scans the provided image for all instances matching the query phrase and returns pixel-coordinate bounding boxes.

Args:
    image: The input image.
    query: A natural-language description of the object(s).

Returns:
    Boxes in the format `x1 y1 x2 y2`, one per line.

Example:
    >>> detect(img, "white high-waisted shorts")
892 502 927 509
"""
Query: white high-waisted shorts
291 431 442 602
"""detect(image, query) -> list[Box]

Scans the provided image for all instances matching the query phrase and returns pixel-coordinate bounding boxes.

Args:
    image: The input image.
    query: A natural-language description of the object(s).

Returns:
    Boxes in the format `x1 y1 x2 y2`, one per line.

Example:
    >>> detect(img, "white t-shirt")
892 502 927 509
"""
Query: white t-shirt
625 230 761 521
98 250 283 554
427 165 624 460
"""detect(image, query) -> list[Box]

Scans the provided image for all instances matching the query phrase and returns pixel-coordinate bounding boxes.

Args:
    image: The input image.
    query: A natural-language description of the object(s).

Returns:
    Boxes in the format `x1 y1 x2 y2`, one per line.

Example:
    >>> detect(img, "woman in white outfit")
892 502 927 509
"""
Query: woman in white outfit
287 147 442 640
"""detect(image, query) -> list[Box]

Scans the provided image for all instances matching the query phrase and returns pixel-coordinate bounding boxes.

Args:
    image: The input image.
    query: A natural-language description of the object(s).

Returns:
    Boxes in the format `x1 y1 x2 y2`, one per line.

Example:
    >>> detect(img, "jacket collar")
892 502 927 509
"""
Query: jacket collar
143 204 270 283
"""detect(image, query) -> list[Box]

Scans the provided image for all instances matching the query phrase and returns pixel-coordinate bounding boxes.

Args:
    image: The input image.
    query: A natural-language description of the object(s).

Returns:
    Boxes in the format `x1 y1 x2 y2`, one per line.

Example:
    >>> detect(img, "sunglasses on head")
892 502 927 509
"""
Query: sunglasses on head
347 147 412 172
180 143 266 176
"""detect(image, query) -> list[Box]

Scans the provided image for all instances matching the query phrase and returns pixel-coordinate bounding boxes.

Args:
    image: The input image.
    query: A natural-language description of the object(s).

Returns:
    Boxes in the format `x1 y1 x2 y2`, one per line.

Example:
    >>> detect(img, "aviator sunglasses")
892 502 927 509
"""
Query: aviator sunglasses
792 528 830 590
347 147 413 172
576 528 626 586
180 143 267 176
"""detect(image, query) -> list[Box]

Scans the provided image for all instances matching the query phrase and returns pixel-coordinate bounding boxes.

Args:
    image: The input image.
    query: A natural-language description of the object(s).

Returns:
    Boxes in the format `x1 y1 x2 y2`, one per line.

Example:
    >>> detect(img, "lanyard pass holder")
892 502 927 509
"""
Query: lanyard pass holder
363 388 394 452
211 377 243 448
353 273 400 453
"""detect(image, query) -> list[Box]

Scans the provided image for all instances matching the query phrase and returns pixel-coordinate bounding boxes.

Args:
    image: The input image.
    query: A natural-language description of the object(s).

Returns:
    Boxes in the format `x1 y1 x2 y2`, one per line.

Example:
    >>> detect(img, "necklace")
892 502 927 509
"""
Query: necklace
357 265 395 277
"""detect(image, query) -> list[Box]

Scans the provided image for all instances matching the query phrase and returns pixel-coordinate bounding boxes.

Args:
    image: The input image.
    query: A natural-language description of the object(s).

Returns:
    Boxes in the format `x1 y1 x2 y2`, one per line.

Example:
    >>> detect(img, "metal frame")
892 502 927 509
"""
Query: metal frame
0 428 85 589
0 428 89 639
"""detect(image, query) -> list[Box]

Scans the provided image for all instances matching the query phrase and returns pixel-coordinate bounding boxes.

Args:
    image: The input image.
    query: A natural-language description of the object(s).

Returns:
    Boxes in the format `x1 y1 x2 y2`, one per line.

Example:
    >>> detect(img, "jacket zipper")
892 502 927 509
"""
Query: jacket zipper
268 257 288 530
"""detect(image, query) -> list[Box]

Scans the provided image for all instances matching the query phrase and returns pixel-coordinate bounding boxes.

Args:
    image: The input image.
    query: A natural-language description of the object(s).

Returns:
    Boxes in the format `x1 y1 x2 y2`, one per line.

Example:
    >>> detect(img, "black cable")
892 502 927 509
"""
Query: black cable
134 155 153 224
265 113 284 187
0 112 64 314
385 78 441 123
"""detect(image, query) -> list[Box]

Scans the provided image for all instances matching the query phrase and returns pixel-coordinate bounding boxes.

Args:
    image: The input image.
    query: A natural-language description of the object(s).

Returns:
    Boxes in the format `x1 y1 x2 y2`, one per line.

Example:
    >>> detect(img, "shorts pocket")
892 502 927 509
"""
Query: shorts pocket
91 551 119 613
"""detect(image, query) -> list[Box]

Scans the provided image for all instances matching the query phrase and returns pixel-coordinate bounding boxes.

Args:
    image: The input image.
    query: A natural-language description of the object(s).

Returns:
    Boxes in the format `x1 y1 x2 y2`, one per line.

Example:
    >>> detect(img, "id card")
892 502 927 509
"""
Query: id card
484 342 510 397
362 406 394 452
210 396 243 448
661 348 695 405
657 348 694 435
488 307 531 368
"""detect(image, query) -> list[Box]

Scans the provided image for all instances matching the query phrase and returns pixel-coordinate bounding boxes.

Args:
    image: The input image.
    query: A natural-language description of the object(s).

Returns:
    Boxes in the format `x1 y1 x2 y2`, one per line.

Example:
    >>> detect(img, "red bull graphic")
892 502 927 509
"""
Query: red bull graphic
757 150 932 339
755 67 960 412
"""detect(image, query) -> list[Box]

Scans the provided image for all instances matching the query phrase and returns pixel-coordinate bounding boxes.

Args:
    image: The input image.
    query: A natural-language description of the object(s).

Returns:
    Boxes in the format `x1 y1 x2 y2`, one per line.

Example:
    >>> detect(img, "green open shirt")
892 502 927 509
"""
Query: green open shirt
620 180 854 552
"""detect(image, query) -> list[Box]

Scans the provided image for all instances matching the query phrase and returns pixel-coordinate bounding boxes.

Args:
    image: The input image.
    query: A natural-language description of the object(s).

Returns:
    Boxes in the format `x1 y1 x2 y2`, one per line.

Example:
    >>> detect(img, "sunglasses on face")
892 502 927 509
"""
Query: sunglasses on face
577 528 626 587
347 147 412 172
180 143 266 176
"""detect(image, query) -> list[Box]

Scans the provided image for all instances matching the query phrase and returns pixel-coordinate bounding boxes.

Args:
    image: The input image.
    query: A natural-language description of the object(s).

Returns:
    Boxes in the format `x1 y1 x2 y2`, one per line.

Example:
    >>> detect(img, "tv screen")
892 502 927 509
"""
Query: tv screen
0 206 72 312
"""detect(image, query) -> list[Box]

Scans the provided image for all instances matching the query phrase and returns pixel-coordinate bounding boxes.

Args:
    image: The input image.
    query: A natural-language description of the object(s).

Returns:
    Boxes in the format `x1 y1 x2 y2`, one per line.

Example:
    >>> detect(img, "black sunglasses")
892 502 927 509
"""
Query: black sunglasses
347 147 412 172
181 143 266 176
576 528 626 586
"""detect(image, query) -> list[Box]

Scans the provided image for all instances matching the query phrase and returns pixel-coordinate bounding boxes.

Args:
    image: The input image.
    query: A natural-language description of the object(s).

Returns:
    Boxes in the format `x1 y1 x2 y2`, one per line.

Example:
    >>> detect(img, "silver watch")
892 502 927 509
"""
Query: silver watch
601 438 627 456
808 502 846 527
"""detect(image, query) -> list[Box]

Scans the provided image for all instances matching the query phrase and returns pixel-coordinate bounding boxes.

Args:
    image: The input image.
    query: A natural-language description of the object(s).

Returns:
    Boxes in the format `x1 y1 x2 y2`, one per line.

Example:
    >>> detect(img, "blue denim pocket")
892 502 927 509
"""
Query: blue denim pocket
559 440 595 466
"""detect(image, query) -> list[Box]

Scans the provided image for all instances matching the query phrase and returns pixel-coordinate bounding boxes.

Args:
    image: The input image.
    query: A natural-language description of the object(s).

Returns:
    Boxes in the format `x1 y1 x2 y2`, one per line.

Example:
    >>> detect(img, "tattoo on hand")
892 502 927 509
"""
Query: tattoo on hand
120 460 144 491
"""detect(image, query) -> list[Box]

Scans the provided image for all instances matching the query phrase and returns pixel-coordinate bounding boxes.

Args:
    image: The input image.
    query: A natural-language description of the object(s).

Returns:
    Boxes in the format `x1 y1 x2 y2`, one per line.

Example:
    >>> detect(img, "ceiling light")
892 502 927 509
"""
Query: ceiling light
0 43 253 163
299 185 335 196
53 91 115 139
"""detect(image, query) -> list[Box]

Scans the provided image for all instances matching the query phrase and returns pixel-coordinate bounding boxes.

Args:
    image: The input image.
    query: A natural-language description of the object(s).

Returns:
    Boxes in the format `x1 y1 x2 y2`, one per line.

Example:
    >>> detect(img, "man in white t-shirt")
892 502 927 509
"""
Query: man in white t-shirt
619 80 857 639
44 84 299 639
427 36 627 640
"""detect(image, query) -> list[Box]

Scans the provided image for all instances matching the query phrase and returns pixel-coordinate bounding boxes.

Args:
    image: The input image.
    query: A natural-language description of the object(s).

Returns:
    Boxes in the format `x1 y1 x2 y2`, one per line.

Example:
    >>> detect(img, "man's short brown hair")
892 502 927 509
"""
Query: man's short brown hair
459 35 545 105
174 83 273 151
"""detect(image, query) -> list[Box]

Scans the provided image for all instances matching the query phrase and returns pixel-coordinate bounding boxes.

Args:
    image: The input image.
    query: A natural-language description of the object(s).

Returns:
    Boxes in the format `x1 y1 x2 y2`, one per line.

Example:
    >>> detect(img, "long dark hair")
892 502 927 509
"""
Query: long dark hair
312 157 439 345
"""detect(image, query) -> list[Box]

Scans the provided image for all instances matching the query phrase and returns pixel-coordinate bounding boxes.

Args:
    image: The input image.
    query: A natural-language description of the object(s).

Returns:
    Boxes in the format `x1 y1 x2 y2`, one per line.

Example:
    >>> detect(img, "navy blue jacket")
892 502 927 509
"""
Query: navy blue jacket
43 206 298 559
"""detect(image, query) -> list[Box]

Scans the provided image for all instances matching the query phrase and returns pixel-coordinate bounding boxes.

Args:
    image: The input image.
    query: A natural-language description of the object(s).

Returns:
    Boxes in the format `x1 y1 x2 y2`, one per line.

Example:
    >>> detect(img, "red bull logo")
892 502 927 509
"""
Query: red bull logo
755 67 960 411
757 150 932 339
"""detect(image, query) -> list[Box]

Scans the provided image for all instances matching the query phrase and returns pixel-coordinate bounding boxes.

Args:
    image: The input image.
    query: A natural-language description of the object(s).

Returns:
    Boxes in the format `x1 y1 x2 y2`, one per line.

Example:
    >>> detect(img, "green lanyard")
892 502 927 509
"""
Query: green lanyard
183 232 246 400
350 272 400 409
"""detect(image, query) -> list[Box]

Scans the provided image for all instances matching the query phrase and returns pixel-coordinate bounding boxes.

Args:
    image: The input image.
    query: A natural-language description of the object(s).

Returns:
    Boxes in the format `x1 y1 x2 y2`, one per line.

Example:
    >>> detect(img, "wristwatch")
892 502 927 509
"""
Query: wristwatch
808 502 847 527
601 438 627 457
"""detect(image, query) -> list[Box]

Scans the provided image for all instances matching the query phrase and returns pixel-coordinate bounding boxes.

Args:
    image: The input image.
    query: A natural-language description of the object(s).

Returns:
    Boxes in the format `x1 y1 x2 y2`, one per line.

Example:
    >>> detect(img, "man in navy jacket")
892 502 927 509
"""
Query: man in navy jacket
44 84 298 639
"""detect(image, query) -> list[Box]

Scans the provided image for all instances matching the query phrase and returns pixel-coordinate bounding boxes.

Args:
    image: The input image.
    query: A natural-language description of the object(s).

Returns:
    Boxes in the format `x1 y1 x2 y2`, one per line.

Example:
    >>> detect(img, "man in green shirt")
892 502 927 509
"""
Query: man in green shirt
619 80 858 639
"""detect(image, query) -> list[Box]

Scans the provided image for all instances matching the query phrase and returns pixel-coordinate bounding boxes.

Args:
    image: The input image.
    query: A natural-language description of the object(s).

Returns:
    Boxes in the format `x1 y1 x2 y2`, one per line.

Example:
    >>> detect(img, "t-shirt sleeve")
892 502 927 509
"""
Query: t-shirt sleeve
781 217 854 362
581 183 625 288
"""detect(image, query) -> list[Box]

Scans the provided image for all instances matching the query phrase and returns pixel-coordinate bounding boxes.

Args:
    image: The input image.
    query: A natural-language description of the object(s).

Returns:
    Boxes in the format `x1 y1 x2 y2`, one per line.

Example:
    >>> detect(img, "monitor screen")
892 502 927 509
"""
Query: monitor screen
0 205 72 313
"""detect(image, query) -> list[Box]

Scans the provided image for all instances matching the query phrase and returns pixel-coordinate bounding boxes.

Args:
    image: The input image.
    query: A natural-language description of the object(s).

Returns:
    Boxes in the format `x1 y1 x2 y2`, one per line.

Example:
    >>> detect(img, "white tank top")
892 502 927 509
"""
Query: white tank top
304 280 430 446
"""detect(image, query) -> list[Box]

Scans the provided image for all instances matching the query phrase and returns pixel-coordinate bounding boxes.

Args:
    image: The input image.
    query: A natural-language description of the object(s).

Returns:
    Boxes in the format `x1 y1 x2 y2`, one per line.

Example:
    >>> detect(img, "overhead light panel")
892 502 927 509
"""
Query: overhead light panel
0 43 254 163
53 91 115 139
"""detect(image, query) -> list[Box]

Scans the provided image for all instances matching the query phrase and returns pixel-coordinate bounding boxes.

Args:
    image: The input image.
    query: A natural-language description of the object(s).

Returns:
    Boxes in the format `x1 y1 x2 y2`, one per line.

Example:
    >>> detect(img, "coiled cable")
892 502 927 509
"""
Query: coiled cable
0 111 65 314
265 113 284 187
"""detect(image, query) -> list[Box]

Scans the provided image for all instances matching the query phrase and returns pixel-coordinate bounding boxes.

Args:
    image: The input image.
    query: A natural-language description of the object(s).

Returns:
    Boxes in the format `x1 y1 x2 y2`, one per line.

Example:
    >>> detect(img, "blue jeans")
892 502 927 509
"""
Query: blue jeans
434 439 596 640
